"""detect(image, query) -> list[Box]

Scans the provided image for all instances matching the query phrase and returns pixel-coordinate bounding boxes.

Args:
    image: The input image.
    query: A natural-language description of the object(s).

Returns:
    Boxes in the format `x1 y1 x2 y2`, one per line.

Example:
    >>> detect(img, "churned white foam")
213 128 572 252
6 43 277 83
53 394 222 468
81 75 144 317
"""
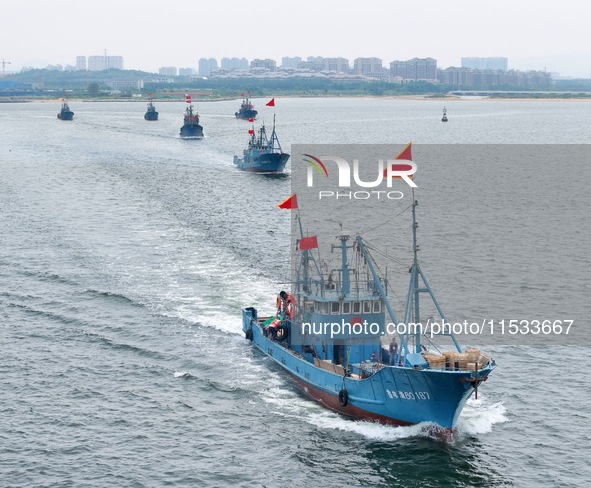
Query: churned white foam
258 382 441 441
308 413 437 441
169 269 277 337
261 383 507 441
197 312 244 336
173 371 188 378
456 394 509 435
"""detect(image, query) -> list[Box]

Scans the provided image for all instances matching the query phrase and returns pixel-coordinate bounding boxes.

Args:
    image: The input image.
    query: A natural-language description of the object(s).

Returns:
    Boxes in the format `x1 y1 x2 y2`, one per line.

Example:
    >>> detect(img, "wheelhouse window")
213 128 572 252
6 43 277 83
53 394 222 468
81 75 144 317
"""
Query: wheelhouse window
353 302 361 314
319 302 329 314
342 302 351 314
363 301 372 314
331 302 340 315
373 301 382 313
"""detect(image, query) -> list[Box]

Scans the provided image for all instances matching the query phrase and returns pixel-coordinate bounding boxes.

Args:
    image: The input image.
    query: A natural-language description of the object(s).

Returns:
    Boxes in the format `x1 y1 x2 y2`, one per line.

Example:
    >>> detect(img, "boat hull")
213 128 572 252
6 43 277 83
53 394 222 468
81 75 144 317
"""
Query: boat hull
233 152 290 172
145 112 159 121
57 111 74 120
242 307 493 429
180 124 204 138
235 109 258 120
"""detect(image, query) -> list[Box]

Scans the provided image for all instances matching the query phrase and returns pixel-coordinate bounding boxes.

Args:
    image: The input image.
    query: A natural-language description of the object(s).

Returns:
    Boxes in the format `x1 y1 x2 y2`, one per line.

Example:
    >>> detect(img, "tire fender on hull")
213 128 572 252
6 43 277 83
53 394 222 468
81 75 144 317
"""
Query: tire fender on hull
339 389 349 407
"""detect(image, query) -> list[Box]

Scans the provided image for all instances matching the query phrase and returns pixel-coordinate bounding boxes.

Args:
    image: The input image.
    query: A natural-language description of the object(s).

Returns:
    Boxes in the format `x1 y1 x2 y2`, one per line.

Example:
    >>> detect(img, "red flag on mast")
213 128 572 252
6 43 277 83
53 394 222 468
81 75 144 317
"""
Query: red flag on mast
299 235 318 251
395 141 412 161
248 129 255 134
241 93 245 97
248 117 254 122
383 142 413 177
277 193 298 210
266 98 275 107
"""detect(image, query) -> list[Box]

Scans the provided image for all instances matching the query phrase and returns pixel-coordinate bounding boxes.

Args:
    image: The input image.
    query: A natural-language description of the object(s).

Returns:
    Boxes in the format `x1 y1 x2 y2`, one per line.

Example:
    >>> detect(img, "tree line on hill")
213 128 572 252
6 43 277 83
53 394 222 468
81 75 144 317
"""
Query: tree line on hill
2 68 591 99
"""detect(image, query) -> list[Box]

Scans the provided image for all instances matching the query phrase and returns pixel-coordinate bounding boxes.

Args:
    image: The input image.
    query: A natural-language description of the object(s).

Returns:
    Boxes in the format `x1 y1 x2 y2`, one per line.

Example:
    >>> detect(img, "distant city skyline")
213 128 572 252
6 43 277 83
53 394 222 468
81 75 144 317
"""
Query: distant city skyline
12 54 564 83
1 0 590 78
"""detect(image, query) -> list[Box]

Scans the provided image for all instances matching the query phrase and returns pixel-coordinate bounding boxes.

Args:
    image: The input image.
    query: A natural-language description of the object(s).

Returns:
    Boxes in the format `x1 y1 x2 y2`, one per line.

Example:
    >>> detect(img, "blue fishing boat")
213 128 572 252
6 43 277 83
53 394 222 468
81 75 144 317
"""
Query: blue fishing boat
57 101 74 120
144 98 158 121
242 194 495 430
233 116 289 172
235 93 258 120
180 97 203 138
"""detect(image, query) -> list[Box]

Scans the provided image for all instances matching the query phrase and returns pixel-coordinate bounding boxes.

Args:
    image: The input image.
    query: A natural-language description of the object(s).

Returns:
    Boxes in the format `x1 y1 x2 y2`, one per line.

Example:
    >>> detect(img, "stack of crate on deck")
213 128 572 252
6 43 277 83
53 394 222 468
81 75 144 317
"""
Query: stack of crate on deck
422 348 491 370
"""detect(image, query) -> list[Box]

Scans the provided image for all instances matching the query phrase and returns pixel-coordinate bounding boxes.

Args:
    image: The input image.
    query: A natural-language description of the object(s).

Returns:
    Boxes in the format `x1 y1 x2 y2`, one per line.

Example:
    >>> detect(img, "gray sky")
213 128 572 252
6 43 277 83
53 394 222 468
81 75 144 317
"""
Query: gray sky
1 0 590 77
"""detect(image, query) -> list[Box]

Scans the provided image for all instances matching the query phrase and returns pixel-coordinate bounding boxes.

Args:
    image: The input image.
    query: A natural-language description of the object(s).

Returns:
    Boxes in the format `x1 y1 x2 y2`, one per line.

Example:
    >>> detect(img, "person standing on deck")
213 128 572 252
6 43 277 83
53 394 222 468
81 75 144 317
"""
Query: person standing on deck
276 290 295 319
389 338 399 365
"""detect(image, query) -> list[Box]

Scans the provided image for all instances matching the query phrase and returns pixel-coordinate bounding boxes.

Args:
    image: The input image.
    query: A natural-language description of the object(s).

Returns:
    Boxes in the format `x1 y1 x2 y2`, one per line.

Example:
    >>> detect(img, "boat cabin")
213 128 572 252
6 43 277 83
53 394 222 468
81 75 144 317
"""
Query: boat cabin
284 233 391 371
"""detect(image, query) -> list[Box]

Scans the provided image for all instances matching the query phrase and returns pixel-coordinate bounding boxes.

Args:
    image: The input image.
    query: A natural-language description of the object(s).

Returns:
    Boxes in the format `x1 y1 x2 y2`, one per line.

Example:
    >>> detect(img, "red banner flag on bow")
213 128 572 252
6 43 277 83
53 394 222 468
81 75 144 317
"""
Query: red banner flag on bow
277 193 298 210
299 235 318 251
383 142 413 177
248 129 255 134
185 95 191 103
266 98 275 107
248 117 254 122
241 93 245 97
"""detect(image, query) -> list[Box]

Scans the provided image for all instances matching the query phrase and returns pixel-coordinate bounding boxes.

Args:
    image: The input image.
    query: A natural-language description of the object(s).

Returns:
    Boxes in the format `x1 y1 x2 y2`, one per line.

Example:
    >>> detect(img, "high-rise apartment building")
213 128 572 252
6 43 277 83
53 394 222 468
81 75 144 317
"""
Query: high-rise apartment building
75 56 86 71
438 66 549 87
221 57 249 70
281 56 303 69
250 59 277 71
390 58 437 80
198 58 218 77
324 57 349 73
179 67 195 76
87 55 123 71
159 67 178 76
354 57 383 76
297 57 324 71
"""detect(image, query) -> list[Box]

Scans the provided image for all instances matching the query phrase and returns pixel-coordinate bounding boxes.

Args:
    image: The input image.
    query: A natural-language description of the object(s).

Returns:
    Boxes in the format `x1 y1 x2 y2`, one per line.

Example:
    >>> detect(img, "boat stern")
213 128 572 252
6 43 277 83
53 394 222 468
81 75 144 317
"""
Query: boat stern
242 307 257 335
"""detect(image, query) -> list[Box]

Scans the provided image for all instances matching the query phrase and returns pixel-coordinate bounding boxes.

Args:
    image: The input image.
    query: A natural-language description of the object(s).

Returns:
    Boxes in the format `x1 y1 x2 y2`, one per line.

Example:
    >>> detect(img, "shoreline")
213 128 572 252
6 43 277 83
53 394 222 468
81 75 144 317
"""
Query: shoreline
2 94 591 103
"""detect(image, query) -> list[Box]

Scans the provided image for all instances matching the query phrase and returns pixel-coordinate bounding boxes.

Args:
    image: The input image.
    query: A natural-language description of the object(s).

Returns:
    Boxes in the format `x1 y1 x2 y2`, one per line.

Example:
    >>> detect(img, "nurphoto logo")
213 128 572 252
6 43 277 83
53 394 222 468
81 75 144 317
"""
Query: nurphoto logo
303 143 417 200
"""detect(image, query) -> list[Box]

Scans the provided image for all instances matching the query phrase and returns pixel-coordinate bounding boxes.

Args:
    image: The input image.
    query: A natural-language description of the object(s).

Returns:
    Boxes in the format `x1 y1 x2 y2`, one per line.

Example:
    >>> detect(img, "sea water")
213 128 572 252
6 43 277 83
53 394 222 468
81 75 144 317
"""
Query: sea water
1 98 590 487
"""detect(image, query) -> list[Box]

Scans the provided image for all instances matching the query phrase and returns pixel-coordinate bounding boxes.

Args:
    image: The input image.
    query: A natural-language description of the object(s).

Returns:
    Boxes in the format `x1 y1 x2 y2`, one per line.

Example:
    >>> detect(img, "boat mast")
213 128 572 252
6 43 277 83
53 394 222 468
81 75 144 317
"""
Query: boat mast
411 189 421 352
258 124 268 147
355 236 399 325
333 234 353 295
404 190 461 353
295 213 323 299
297 214 309 294
270 114 282 152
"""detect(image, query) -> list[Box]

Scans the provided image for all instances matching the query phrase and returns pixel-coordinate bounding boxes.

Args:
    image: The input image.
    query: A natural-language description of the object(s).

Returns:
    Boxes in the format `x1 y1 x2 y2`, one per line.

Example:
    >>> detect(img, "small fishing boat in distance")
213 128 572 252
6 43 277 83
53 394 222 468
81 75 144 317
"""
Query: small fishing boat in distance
180 95 204 138
144 95 158 121
57 99 74 120
233 116 289 172
235 92 258 120
442 106 448 122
